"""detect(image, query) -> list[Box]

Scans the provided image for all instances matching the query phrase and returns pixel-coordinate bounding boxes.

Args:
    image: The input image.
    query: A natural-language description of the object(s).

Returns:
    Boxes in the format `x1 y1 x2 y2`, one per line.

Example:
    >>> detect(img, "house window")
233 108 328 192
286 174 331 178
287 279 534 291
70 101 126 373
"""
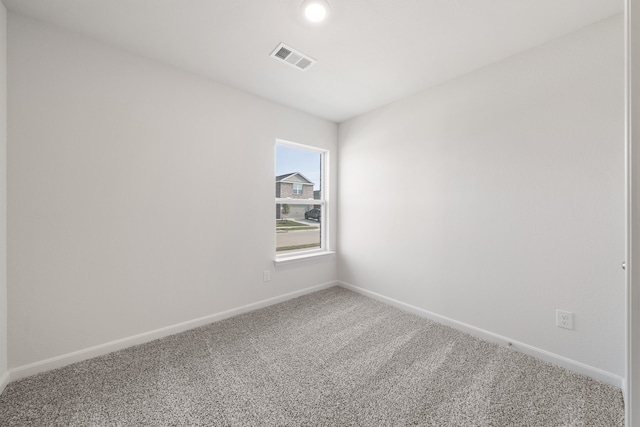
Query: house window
275 140 329 258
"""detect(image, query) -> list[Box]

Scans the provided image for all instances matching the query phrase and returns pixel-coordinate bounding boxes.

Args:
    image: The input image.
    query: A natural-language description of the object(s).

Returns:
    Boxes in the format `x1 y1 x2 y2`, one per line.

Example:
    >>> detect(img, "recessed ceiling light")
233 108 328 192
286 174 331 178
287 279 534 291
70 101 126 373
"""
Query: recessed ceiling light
301 0 330 23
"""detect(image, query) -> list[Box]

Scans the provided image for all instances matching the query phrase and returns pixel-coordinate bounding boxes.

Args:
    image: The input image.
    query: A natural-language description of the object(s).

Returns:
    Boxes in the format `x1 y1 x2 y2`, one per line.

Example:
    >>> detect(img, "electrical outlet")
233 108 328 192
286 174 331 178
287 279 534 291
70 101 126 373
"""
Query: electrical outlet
556 309 574 330
263 270 271 282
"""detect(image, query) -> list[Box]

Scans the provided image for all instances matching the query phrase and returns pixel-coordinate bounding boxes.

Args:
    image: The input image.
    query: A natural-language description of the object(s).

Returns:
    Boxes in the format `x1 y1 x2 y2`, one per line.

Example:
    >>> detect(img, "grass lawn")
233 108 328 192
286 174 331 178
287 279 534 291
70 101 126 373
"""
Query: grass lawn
276 220 307 227
276 243 321 252
276 220 318 230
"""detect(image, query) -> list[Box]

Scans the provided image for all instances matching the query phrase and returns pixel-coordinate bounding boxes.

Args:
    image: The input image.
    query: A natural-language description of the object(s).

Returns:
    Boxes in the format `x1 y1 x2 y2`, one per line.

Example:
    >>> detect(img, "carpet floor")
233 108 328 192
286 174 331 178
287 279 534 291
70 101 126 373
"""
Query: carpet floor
0 287 625 426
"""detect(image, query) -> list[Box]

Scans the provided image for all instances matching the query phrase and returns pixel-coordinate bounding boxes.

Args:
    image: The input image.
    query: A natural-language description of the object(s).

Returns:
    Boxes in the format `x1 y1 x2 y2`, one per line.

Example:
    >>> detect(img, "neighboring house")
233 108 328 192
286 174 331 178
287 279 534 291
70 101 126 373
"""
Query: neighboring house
276 172 315 219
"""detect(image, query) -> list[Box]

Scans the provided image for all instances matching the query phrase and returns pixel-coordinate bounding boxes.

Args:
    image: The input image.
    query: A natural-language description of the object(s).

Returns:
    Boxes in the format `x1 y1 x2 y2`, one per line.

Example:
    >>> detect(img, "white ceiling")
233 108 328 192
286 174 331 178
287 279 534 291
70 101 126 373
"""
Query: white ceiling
1 0 623 122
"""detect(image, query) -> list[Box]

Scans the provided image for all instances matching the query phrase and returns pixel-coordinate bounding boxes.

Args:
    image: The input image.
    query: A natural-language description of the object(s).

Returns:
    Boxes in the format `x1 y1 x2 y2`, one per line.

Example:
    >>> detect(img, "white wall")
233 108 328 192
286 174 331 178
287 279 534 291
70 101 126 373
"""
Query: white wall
0 2 7 392
7 13 337 369
339 16 625 378
628 0 640 422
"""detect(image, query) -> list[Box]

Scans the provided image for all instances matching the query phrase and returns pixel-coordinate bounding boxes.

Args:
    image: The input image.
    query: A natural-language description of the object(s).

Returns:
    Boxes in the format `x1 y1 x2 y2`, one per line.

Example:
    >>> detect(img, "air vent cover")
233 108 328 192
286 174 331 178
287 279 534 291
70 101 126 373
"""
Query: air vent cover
270 43 316 71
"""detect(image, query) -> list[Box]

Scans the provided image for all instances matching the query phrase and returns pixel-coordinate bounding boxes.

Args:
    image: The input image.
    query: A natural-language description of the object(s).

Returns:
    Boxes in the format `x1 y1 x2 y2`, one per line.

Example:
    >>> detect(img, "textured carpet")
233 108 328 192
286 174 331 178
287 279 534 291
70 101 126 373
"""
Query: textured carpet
0 287 625 426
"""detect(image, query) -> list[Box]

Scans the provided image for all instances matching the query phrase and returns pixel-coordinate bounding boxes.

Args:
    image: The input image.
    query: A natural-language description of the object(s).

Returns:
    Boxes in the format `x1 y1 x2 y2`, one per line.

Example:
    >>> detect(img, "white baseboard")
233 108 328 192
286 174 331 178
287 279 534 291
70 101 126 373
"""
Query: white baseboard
338 281 624 389
0 370 9 395
9 281 338 383
8 280 622 390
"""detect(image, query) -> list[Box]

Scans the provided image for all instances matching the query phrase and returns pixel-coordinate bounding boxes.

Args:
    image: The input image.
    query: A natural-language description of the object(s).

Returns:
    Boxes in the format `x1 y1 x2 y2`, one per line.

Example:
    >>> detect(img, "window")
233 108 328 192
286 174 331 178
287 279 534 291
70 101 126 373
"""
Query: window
293 183 303 195
275 140 329 259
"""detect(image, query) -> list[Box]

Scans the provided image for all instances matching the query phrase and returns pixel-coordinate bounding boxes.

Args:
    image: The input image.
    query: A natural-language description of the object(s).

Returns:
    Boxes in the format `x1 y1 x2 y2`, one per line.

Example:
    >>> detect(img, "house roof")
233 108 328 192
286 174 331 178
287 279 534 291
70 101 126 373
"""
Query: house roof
276 172 314 185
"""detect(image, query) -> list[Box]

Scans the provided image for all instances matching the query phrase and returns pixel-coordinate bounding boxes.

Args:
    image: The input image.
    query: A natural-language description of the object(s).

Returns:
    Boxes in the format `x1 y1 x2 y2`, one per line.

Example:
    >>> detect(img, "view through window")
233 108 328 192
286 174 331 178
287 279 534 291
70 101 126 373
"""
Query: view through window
275 142 325 255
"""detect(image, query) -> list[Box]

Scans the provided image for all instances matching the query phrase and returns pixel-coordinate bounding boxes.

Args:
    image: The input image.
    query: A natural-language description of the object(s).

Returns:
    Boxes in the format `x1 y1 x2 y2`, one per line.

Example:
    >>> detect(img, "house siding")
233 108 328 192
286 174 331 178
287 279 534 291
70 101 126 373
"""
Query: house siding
276 183 315 220
277 182 314 199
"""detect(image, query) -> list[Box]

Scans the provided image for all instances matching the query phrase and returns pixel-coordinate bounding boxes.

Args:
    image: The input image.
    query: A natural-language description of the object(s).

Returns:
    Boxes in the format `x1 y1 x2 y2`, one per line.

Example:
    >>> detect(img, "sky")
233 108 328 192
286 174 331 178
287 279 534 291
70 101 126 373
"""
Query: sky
276 145 322 191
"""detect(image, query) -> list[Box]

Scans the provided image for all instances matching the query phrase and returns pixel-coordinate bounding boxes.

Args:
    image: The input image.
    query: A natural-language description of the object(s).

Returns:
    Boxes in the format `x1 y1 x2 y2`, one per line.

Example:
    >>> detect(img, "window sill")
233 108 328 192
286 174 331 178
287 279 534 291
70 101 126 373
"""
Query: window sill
274 250 335 264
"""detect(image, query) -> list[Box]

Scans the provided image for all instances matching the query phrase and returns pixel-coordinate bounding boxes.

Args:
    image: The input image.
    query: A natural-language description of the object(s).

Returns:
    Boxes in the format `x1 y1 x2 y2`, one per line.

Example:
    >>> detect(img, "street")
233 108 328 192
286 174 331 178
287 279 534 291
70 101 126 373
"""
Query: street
276 220 320 252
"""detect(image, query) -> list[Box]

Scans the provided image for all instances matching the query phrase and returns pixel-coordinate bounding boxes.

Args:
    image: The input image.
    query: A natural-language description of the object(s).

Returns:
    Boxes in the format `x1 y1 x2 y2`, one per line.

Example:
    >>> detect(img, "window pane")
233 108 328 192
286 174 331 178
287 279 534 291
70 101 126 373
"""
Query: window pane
276 144 323 254
276 205 322 253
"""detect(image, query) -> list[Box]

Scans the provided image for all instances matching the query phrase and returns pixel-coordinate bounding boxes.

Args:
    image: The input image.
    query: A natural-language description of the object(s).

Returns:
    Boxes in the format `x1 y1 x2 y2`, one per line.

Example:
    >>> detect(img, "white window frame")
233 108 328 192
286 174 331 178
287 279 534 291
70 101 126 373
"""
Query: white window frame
275 139 332 262
293 183 303 195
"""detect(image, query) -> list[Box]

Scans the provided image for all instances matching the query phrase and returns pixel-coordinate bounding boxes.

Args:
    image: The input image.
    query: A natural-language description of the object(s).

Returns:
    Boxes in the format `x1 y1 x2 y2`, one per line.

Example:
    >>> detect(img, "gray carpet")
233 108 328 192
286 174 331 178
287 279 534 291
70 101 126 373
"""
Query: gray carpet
0 287 625 426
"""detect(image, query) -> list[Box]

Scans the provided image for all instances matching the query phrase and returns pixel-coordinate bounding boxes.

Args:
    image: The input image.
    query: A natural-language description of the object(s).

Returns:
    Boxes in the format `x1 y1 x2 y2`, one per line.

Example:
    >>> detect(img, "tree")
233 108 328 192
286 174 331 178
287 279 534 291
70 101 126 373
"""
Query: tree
281 204 290 223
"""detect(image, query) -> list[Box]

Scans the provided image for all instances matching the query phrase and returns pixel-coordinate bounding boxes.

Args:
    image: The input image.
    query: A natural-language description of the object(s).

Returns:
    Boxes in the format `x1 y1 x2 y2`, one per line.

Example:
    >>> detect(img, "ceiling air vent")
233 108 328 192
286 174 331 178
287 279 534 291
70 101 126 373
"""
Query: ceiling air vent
270 43 316 71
